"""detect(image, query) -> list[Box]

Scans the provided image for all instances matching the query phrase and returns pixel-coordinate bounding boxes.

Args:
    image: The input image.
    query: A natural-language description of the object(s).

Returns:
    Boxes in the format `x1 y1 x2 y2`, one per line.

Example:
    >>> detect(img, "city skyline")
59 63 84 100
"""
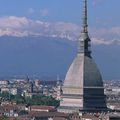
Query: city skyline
0 0 119 119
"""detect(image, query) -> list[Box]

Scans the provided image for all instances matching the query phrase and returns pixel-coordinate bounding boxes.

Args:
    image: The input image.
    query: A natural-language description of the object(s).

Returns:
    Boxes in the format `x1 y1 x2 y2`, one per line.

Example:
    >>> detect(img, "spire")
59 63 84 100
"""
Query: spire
78 0 91 57
82 0 88 33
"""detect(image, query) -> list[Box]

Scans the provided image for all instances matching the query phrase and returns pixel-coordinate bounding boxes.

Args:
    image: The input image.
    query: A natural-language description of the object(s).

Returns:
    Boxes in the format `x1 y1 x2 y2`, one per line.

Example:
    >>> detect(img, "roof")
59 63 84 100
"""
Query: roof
31 105 55 110
29 111 69 118
52 117 67 120
63 54 103 88
2 105 18 112
8 116 29 120
82 114 98 119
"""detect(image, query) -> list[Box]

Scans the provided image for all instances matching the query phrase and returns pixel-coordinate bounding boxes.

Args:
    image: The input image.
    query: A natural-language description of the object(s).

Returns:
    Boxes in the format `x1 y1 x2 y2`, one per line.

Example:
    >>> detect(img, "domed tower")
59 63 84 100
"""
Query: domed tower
58 0 107 113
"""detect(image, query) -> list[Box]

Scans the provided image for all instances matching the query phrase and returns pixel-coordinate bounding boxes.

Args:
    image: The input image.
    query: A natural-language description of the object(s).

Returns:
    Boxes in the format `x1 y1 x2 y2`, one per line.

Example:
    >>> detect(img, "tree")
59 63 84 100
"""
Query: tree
25 95 60 106
0 116 8 120
14 94 25 104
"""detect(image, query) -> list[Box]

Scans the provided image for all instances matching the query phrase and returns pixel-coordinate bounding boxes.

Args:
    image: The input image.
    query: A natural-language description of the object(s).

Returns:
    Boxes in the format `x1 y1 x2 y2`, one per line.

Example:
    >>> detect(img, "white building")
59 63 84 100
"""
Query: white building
10 88 18 95
0 80 9 85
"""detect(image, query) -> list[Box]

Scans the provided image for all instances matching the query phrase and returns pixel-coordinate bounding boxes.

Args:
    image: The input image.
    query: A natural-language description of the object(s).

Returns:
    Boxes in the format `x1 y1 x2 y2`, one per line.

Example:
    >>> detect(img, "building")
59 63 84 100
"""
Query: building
34 80 40 87
28 112 69 120
1 87 9 93
2 105 19 117
43 86 49 96
30 106 55 112
56 86 62 100
58 0 107 113
10 88 18 95
107 113 120 120
0 80 9 85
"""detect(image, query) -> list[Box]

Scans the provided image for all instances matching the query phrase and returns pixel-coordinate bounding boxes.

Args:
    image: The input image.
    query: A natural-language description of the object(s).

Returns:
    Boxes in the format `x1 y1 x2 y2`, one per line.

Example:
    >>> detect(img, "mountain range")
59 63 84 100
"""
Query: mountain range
0 36 119 80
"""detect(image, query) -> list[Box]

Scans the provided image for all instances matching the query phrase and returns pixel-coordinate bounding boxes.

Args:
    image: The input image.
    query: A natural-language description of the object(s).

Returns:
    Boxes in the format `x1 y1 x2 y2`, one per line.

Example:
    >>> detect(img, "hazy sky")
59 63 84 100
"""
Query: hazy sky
0 0 119 79
0 0 119 27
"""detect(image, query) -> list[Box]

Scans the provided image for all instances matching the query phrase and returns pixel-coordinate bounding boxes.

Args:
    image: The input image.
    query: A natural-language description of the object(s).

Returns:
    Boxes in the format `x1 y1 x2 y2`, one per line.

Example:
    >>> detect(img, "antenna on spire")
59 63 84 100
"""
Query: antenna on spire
82 0 88 33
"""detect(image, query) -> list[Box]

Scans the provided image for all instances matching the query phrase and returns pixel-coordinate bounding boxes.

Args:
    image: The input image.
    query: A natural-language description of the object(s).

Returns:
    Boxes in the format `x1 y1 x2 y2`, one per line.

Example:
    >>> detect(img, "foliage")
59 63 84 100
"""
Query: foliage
14 94 25 104
25 95 60 106
0 92 60 107
0 92 10 100
0 116 8 120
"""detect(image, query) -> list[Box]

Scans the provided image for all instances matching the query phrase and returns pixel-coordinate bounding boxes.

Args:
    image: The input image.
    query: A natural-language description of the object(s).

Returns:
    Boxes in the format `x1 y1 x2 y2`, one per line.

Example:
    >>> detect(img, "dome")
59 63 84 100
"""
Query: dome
64 53 103 88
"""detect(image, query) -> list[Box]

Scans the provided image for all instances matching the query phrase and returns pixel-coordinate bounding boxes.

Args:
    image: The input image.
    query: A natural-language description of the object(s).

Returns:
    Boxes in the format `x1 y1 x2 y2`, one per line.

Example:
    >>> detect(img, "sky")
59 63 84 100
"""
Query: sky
0 0 119 79
0 0 119 27
0 0 119 44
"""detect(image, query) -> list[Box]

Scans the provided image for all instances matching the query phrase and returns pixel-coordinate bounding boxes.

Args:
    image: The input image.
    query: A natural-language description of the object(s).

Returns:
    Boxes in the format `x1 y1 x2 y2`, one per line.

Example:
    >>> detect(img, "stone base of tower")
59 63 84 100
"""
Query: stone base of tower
58 86 108 113
57 106 108 114
57 91 84 113
58 106 109 114
58 88 108 113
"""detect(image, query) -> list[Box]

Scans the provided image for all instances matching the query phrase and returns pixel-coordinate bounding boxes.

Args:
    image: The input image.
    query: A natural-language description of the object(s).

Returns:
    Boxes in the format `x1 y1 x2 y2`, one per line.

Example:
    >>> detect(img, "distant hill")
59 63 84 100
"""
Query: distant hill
0 36 119 80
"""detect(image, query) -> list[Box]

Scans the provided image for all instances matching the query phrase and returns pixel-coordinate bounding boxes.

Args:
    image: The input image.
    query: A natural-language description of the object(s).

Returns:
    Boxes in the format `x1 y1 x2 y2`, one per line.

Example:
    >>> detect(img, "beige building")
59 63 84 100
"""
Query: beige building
35 79 40 87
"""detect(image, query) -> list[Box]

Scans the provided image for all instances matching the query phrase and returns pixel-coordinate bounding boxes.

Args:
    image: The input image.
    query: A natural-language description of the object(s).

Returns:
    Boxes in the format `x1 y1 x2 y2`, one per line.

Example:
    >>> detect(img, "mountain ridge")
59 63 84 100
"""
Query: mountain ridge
0 36 119 80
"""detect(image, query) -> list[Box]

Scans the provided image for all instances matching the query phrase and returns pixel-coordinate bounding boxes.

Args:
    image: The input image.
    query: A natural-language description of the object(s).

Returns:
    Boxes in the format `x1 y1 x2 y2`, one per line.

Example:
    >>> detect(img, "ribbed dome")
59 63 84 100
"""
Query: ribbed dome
84 55 103 87
63 54 84 88
64 53 103 88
